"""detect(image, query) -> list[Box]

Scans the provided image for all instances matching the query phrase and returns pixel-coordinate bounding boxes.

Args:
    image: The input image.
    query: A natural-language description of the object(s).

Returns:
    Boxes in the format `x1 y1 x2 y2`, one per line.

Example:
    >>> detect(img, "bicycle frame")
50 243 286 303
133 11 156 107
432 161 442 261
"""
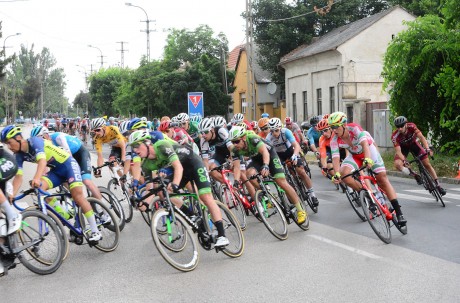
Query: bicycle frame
211 163 252 210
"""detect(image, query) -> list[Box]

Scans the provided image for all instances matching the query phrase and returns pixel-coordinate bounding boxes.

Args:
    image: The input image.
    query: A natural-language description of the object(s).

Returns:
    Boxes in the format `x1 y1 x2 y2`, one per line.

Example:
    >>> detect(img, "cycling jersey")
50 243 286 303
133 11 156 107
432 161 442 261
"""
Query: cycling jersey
0 147 18 182
186 121 200 141
93 125 126 153
49 132 82 154
265 128 296 160
306 127 321 147
200 126 233 164
286 123 302 143
391 122 420 147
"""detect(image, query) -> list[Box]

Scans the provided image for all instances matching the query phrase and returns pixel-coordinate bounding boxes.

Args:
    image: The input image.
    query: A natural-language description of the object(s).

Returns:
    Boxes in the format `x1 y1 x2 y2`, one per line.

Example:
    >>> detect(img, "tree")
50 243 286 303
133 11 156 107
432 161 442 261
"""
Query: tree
382 0 460 154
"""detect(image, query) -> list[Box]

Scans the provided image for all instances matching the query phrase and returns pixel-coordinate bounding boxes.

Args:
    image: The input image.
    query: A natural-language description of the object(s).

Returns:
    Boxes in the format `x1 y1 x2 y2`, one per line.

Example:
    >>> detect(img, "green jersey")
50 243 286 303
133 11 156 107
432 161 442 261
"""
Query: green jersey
232 132 272 159
141 140 193 174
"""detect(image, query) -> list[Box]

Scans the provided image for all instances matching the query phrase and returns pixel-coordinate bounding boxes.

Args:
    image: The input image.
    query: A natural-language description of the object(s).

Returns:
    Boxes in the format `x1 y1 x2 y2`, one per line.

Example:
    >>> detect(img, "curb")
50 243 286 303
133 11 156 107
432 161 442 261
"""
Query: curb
306 160 460 185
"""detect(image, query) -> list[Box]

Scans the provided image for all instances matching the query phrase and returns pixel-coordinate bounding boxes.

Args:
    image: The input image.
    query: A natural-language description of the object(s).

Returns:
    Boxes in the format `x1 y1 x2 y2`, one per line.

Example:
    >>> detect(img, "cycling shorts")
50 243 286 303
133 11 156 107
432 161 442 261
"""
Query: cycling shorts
42 157 83 190
72 146 92 180
247 148 285 179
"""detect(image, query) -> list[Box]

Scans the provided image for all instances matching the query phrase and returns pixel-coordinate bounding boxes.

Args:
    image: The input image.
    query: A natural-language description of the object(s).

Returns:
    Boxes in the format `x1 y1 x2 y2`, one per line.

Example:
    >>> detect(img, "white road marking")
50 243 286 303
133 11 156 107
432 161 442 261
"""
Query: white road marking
308 234 381 259
404 190 460 200
396 193 452 204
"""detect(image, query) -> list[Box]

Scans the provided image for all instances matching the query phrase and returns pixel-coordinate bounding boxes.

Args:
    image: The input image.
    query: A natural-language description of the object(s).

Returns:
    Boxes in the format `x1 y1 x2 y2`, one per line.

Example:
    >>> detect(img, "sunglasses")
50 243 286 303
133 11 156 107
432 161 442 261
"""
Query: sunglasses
201 130 210 135
131 142 141 149
261 127 269 131
231 139 242 144
321 128 331 133
396 125 406 129
330 125 340 130
271 129 280 133
93 128 103 133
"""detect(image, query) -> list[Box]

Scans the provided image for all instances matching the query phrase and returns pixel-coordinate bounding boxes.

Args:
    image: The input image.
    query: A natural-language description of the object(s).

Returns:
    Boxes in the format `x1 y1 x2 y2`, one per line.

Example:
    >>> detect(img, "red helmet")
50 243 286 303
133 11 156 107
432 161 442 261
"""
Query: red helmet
285 116 292 125
159 120 171 132
316 118 330 131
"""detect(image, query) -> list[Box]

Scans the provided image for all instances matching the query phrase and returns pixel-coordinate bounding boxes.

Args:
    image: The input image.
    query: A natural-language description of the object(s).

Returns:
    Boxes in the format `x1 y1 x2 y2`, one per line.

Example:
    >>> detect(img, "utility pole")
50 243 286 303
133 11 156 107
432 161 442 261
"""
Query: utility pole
246 0 256 121
125 3 155 62
117 41 128 68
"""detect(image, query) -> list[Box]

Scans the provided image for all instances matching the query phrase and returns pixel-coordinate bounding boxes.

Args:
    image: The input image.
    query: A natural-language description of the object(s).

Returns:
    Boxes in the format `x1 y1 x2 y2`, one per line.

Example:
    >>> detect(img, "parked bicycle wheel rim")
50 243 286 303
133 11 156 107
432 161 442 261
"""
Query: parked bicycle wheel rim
255 190 288 240
360 191 391 244
219 185 247 231
97 186 126 232
151 209 199 272
17 209 64 275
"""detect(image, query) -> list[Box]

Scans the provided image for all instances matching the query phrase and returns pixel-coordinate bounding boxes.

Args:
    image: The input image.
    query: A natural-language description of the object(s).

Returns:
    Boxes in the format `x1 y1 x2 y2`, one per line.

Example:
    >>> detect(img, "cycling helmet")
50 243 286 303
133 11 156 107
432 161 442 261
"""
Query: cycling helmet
300 122 310 130
394 116 407 127
316 119 330 131
140 117 147 122
233 113 244 123
228 126 246 141
309 115 321 126
1 125 22 142
30 126 49 137
158 120 171 132
213 116 226 128
250 121 258 130
322 113 330 120
109 116 115 121
91 117 106 129
128 117 148 130
258 118 269 128
285 116 293 125
268 117 282 130
128 130 151 146
261 113 269 118
119 121 130 134
328 111 347 127
198 117 214 132
170 116 179 127
235 122 248 130
190 115 202 124
177 113 189 123
160 116 171 122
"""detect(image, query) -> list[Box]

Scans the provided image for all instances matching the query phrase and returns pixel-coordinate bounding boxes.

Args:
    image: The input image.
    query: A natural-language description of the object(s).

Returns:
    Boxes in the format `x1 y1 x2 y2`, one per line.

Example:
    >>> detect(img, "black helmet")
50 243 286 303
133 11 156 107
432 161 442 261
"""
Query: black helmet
309 115 321 126
301 121 311 130
394 116 407 127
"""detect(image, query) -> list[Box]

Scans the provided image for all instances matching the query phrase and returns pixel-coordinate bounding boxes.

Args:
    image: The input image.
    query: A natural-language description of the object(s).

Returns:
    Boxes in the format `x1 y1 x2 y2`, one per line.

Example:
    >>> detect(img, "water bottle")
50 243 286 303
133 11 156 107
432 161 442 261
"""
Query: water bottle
0 218 7 237
374 191 385 206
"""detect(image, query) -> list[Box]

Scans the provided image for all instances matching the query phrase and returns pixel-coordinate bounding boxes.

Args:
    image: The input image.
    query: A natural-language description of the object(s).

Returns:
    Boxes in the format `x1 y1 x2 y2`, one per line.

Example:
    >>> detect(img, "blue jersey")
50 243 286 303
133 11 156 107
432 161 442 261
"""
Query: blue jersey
307 127 321 147
50 132 82 154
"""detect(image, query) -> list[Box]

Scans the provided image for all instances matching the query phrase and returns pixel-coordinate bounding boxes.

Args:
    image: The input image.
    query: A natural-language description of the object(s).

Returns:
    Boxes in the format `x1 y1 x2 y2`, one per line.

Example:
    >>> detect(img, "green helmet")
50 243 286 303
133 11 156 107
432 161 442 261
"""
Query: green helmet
228 126 246 141
328 111 347 127
128 130 151 146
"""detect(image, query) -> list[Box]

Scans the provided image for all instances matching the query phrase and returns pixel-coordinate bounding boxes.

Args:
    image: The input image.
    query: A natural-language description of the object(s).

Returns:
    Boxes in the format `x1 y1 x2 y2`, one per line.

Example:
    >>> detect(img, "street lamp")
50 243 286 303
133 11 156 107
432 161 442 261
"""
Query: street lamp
125 2 153 62
3 32 21 57
88 44 104 68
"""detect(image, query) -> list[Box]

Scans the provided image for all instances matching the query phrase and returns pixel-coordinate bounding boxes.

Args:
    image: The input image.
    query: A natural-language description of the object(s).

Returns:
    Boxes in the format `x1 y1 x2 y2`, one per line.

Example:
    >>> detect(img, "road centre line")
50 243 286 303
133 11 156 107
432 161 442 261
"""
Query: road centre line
308 235 381 259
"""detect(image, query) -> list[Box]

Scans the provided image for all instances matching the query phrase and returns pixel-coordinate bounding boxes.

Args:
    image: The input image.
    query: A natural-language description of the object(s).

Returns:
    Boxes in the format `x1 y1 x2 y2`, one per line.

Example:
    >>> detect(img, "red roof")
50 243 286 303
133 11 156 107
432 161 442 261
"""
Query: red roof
228 44 244 71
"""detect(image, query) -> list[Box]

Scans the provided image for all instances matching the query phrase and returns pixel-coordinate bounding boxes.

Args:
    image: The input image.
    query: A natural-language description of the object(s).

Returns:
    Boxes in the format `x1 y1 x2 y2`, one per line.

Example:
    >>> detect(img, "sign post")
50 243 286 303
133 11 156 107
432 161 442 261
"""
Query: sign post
187 92 204 120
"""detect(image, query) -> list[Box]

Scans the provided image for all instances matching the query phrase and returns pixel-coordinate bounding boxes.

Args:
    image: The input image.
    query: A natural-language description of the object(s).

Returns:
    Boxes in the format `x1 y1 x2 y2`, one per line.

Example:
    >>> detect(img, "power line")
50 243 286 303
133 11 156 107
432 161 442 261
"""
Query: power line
260 0 342 22
117 41 128 68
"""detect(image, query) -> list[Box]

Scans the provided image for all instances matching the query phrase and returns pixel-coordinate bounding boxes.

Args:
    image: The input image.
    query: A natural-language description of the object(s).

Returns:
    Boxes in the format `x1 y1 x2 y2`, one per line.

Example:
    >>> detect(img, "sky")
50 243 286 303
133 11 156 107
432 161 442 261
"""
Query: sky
0 0 247 103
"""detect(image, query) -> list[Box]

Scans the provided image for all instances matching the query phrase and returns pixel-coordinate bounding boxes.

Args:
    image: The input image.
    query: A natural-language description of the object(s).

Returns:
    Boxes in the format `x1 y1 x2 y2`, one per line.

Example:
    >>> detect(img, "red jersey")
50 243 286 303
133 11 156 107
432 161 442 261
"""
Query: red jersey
391 122 421 147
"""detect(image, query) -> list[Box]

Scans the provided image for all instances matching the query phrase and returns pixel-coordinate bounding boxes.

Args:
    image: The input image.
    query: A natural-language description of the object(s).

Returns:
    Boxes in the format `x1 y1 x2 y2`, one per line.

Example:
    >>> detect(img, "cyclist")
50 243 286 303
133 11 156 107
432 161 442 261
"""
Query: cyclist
128 130 230 247
108 117 117 127
30 126 106 218
261 113 270 119
91 117 127 179
391 116 446 195
0 145 21 235
328 112 407 226
228 126 307 224
306 115 322 159
285 117 308 146
159 119 199 155
176 113 200 146
1 125 104 241
232 113 252 130
266 118 319 207
257 118 270 139
80 117 89 144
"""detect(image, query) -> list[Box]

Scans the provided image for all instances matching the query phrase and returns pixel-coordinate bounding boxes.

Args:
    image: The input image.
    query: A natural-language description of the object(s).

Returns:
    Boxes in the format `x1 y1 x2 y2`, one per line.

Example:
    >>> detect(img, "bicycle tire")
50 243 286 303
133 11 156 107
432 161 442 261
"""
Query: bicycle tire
107 178 134 222
212 200 245 258
295 176 318 213
420 169 445 207
342 184 366 222
255 190 288 240
219 184 247 231
24 206 70 262
97 186 126 232
17 209 64 275
280 191 310 231
360 191 391 244
151 208 199 272
78 198 120 252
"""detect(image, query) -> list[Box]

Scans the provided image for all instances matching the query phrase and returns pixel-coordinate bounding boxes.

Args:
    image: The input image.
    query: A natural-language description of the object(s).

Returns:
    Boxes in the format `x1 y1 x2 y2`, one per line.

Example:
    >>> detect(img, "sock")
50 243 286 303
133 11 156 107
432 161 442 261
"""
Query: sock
390 199 402 216
0 201 18 219
84 210 99 233
401 167 411 175
214 220 225 237
294 202 303 211
307 187 316 197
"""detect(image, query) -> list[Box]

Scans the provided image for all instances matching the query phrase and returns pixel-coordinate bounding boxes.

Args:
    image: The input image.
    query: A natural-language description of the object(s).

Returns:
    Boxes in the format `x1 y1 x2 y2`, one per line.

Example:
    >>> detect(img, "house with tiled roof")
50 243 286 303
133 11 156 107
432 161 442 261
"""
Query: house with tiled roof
279 5 415 139
230 44 283 121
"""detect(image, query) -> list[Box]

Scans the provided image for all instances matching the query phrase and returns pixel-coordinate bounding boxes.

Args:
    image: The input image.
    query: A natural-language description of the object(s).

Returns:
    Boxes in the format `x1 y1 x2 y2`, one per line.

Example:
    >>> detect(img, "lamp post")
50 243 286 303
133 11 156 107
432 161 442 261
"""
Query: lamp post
3 32 21 124
88 45 104 68
125 2 153 62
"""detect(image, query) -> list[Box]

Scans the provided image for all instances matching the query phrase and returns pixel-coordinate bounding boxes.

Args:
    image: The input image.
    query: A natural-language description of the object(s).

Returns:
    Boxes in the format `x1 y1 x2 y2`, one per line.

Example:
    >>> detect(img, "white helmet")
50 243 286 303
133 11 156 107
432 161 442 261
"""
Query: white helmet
141 117 147 122
128 130 151 146
213 116 227 128
198 117 214 132
233 113 244 123
177 113 189 123
268 117 282 130
119 120 130 134
109 116 115 121
91 117 106 129
228 126 246 141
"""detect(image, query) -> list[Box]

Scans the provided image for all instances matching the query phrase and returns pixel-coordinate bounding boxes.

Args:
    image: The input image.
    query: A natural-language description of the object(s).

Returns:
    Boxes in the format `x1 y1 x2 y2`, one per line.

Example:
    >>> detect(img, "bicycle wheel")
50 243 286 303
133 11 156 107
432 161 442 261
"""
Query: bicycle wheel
17 209 64 275
24 206 70 262
295 177 318 213
219 185 247 231
107 178 134 222
420 169 445 207
152 204 188 252
78 198 120 252
97 186 126 231
343 185 366 222
151 208 199 272
255 190 288 240
360 191 391 244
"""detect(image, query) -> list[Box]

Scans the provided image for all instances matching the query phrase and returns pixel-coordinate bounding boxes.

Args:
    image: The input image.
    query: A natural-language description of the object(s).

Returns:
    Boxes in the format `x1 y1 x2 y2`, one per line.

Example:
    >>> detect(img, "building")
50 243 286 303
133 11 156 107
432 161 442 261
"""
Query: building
279 6 415 135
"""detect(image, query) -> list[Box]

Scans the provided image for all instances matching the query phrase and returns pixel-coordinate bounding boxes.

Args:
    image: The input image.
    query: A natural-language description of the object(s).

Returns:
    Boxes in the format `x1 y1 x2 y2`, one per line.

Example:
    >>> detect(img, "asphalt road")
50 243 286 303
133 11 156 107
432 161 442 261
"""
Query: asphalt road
1 127 459 302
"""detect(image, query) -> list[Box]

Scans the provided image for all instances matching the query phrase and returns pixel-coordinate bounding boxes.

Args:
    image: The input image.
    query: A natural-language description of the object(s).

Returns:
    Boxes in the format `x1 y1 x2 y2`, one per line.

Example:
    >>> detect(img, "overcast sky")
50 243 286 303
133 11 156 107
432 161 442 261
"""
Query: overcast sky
1 0 247 104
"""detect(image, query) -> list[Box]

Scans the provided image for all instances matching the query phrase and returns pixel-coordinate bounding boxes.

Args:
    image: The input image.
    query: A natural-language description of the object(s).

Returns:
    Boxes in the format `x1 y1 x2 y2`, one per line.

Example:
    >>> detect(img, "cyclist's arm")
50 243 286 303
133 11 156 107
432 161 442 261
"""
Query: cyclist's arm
232 158 241 181
360 139 372 161
394 145 405 161
416 131 430 150
32 158 47 187
97 151 104 167
257 144 270 166
170 159 183 187
55 133 71 153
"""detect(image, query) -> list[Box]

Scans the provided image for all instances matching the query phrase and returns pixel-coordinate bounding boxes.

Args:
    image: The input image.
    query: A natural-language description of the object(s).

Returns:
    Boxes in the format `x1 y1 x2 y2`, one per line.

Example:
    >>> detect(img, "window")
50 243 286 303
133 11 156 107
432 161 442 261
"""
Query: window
303 91 308 120
292 93 297 121
240 93 246 114
317 88 322 115
329 87 335 112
